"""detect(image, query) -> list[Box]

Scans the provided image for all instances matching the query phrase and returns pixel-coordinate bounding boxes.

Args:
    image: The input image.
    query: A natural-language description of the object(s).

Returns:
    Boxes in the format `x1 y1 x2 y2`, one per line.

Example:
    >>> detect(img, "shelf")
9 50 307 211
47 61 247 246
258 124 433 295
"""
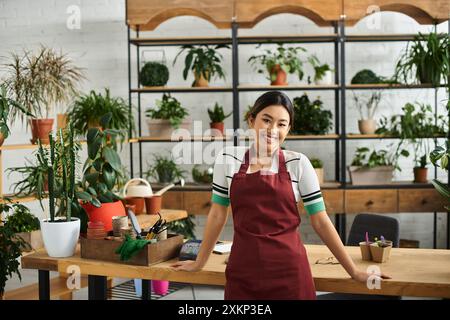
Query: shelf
238 84 339 91
240 134 339 141
238 34 338 44
131 86 233 93
346 84 447 90
345 33 448 43
135 135 232 143
0 194 44 204
0 140 87 151
130 36 232 46
347 134 448 140
345 181 436 189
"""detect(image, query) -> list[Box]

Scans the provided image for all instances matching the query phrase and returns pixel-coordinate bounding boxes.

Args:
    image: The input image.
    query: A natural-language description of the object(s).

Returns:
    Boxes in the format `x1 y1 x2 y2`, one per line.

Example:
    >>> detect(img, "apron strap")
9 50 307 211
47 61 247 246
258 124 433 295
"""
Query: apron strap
238 147 288 174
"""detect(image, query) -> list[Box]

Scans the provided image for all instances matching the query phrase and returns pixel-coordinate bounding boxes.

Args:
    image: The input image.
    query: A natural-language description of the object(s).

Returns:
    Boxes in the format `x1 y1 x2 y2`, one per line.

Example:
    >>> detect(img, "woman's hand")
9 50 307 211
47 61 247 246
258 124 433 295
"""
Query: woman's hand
170 260 203 272
351 269 391 283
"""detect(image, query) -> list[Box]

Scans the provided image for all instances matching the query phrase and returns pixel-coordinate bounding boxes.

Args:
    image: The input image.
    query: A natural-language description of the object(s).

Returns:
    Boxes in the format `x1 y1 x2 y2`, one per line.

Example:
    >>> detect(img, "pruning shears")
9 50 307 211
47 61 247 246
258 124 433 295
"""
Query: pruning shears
145 212 167 240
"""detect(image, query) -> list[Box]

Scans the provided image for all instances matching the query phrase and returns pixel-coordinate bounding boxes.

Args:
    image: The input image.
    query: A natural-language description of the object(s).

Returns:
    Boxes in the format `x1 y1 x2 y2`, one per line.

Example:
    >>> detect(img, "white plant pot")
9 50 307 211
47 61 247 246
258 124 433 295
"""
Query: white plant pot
315 70 333 85
40 217 80 258
358 119 377 135
146 118 192 138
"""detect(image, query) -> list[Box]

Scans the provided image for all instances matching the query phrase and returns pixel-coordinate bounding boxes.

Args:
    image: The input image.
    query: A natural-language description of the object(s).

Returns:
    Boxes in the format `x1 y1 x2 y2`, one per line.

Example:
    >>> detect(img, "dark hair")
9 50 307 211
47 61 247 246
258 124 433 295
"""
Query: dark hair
245 91 294 128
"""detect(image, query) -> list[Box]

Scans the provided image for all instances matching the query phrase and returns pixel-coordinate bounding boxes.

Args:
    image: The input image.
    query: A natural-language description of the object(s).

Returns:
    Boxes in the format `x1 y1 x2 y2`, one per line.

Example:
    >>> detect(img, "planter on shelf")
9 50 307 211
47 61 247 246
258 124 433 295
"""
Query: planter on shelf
81 200 126 233
124 197 145 215
146 118 192 138
369 240 393 263
358 119 377 135
140 61 169 87
348 165 394 185
193 70 210 87
359 241 373 261
270 64 287 85
210 122 224 135
207 102 231 136
57 113 68 130
310 158 324 185
40 217 80 258
0 133 5 147
16 230 44 252
413 167 428 183
30 118 54 144
314 168 324 185
315 70 333 85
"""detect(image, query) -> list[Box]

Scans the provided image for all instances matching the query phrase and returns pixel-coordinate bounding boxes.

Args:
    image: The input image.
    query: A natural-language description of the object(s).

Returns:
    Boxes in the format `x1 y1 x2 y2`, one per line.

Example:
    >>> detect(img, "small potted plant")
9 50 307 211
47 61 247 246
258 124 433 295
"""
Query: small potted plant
1 200 42 252
307 54 334 85
145 94 191 137
349 146 409 185
66 89 134 143
394 32 449 86
248 44 307 85
3 46 84 144
310 158 324 185
173 44 229 87
192 165 213 184
145 154 186 184
38 126 83 258
430 141 450 209
291 93 332 135
77 113 127 232
352 91 382 134
139 61 169 87
359 232 373 261
0 221 28 300
369 236 393 263
207 102 232 136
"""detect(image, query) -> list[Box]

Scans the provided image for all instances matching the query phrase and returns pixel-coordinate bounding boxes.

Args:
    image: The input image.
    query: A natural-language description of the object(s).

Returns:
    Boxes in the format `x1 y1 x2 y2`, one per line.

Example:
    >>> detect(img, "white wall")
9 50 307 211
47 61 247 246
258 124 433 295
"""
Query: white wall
0 0 448 248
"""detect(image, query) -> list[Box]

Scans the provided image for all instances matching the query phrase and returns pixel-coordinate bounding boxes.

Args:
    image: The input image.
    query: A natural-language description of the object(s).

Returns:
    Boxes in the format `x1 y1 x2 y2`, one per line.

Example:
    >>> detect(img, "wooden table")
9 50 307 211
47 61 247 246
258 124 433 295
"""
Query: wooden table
21 244 450 300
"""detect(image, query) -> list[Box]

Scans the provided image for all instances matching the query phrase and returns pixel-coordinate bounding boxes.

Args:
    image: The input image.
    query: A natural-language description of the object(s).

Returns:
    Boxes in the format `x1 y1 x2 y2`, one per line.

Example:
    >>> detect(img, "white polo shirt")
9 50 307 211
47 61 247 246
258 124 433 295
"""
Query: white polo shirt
211 145 326 216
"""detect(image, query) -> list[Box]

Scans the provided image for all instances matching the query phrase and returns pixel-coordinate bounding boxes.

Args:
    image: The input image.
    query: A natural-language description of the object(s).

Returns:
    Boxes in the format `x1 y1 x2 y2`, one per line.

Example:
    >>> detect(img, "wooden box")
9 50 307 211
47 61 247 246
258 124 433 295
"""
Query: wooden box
80 233 184 266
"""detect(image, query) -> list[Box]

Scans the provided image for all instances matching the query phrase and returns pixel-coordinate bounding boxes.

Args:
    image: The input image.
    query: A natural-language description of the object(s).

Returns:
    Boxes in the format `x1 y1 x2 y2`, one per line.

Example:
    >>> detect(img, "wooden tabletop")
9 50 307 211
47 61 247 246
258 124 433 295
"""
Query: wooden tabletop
136 209 188 229
21 244 450 298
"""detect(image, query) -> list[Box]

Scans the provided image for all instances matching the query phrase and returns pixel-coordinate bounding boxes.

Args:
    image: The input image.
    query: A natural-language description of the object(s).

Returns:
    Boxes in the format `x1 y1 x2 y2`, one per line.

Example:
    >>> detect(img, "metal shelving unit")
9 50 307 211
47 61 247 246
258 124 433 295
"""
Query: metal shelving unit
126 17 449 248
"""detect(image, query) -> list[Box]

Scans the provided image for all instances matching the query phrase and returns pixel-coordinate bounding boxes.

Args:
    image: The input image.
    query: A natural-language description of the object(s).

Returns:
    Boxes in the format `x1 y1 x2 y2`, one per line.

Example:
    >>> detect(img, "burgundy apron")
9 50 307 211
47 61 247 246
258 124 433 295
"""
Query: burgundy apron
224 147 316 300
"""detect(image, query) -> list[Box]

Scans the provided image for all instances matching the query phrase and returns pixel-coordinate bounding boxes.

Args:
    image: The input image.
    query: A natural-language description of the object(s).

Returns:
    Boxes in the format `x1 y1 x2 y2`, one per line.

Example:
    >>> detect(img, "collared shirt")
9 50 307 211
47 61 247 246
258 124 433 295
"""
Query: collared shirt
211 145 326 216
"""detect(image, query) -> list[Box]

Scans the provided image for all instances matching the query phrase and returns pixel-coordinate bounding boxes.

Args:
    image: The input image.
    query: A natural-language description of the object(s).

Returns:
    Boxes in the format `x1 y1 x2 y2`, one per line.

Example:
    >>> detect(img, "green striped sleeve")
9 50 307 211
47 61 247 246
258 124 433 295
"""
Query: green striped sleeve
302 191 326 216
211 193 230 207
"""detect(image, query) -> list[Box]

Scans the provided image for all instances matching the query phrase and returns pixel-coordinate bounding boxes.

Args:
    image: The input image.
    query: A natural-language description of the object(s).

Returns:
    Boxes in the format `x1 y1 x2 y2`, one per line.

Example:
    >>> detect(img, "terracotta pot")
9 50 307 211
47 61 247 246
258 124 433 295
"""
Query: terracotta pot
270 64 287 85
81 200 126 232
57 113 68 130
30 118 54 144
193 70 209 87
144 195 162 215
0 132 5 147
314 168 324 185
210 122 224 136
124 197 145 215
358 119 376 135
146 118 191 138
413 167 428 183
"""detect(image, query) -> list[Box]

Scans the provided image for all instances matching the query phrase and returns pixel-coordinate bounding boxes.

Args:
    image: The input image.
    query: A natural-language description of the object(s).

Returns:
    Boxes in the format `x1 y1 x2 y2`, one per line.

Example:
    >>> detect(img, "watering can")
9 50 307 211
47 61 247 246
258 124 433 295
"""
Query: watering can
122 178 153 198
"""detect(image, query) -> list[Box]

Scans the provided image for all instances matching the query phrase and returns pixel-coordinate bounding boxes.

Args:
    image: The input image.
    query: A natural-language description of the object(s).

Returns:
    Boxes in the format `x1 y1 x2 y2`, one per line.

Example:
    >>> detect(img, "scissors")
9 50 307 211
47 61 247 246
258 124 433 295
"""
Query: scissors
145 212 168 240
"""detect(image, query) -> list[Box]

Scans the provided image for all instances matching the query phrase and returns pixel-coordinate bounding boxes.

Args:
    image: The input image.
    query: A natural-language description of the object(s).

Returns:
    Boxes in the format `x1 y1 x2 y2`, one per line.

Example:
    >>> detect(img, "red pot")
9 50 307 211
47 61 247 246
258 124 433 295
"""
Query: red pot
30 118 54 144
210 122 224 136
124 197 145 215
81 200 126 232
270 64 287 85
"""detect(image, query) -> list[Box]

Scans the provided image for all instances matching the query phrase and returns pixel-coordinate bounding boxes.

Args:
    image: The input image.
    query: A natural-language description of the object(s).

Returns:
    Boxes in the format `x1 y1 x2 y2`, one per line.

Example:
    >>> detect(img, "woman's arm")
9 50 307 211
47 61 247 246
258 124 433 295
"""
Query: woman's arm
170 202 229 271
310 211 390 282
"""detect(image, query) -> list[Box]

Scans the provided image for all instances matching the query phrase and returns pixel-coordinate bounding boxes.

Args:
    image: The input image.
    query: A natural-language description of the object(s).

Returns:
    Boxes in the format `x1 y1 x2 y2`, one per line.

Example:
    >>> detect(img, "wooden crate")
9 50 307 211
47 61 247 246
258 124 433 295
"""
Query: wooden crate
80 234 184 266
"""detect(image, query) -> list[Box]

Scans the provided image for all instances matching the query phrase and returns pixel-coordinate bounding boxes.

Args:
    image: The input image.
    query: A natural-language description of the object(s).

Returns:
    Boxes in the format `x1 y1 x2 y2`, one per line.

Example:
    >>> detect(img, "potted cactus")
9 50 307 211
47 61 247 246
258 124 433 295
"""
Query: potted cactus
38 125 83 258
207 102 232 136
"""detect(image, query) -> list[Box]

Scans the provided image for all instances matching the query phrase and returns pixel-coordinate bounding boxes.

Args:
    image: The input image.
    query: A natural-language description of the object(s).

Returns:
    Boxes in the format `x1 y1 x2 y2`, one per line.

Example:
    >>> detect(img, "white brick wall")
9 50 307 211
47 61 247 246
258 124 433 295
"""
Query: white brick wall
0 0 448 248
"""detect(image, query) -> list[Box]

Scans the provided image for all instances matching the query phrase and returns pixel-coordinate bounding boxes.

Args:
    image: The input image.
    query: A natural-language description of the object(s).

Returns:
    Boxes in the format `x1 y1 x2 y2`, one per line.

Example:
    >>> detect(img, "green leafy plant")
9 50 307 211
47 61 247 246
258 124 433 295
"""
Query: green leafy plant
140 61 169 87
66 89 133 141
373 236 392 247
351 146 409 172
145 154 186 183
430 141 450 210
2 46 84 123
76 113 126 208
248 43 307 82
394 32 449 86
307 54 333 83
310 158 323 169
1 201 40 233
351 69 393 84
173 44 229 85
291 93 332 135
166 215 196 240
0 84 33 140
36 125 83 223
0 222 28 298
192 165 213 184
145 94 189 128
376 102 447 168
208 102 232 123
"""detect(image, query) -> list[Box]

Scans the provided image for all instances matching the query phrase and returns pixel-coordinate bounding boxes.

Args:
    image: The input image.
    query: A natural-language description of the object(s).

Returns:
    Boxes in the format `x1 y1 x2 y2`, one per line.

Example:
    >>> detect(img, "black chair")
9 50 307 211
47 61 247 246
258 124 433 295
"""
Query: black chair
317 213 400 300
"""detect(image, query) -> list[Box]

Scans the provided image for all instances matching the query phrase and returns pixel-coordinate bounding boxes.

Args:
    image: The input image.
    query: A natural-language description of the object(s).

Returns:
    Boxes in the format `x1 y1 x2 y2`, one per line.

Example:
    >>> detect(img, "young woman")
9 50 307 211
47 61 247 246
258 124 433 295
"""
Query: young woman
171 91 389 299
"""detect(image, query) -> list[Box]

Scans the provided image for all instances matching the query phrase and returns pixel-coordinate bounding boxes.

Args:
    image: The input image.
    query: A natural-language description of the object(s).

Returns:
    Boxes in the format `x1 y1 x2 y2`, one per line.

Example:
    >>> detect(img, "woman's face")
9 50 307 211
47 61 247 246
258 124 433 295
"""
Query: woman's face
248 105 291 155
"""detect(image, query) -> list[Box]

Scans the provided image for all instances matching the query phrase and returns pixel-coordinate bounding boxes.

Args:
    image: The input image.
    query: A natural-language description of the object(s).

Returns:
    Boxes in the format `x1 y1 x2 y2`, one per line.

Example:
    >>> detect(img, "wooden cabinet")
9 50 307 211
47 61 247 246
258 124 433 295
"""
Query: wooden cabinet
298 190 344 215
398 189 448 213
345 189 397 214
183 191 213 215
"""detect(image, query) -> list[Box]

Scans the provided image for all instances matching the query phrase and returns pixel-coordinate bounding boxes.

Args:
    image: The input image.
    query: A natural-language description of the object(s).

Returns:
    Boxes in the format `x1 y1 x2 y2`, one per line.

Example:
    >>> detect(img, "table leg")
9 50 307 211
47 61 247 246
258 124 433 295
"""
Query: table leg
142 279 151 300
38 270 50 300
88 275 107 300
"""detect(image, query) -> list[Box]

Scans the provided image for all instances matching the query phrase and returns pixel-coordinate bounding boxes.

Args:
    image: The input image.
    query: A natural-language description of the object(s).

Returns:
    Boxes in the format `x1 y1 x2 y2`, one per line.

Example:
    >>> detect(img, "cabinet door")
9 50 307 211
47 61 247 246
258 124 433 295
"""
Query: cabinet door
183 191 212 215
161 191 184 210
398 188 448 212
345 189 397 213
297 190 344 215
